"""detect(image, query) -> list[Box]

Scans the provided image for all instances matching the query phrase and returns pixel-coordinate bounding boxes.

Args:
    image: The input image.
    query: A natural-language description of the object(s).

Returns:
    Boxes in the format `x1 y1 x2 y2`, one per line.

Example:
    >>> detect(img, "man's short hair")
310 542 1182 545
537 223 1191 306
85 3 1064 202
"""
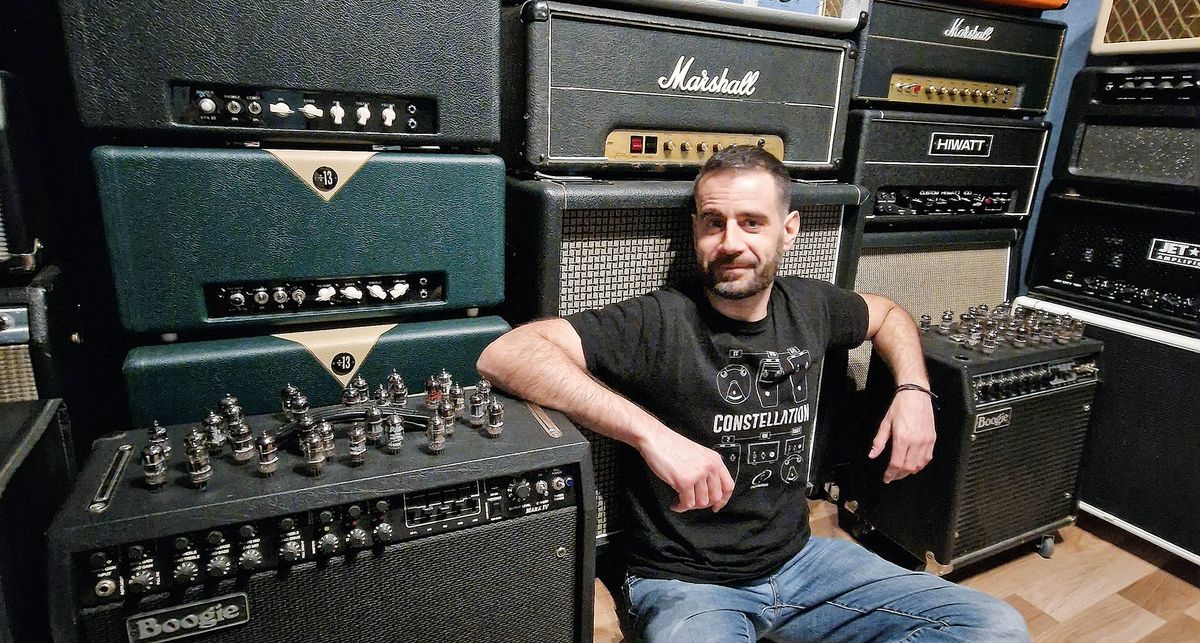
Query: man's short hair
693 145 791 213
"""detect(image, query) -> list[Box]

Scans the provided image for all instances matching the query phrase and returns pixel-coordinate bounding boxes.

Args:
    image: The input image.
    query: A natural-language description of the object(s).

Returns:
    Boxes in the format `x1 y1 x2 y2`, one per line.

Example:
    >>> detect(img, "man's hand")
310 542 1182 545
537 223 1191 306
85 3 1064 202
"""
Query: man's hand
868 389 936 483
637 425 736 512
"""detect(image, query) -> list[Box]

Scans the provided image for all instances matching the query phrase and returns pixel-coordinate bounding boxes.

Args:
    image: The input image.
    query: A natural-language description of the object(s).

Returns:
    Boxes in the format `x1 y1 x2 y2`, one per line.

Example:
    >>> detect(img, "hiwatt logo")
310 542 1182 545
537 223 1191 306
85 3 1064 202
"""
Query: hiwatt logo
126 593 250 642
657 55 760 97
974 407 1013 434
929 132 993 157
1148 238 1200 270
944 17 995 42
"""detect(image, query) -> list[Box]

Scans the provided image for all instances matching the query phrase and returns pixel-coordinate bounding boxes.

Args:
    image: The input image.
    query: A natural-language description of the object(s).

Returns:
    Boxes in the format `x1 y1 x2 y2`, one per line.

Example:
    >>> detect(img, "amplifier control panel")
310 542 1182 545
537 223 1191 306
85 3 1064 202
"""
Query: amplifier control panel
75 464 579 607
1098 70 1199 104
604 130 784 165
1046 273 1198 324
173 84 439 134
206 272 445 318
887 74 1019 110
873 187 1015 217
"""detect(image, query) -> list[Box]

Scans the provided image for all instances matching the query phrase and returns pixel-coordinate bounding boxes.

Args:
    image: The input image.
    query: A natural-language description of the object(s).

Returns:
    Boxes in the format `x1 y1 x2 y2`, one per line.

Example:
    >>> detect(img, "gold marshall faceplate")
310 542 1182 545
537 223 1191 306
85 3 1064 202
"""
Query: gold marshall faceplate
604 130 784 164
887 74 1021 109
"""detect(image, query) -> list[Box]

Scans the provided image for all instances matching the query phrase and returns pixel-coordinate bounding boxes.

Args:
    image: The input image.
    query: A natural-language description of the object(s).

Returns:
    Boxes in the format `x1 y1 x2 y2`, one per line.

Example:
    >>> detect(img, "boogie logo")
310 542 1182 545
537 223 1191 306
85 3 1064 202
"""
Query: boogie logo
973 407 1012 433
126 594 250 642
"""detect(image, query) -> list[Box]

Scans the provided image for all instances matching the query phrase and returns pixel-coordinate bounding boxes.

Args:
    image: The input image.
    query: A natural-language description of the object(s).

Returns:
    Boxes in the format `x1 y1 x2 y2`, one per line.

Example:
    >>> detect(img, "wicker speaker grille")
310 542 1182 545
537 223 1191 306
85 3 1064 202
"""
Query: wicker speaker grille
0 344 38 402
559 205 845 539
849 243 1012 390
1103 0 1200 44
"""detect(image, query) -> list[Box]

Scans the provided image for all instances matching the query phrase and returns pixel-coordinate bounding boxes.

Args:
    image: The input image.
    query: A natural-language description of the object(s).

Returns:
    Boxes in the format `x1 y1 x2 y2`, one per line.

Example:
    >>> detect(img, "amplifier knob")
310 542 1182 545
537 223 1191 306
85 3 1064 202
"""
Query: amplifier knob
173 561 200 584
356 104 371 126
269 101 294 117
238 549 264 571
198 97 217 114
663 140 674 151
347 528 370 549
697 142 709 153
207 555 233 578
316 285 336 302
680 141 691 152
330 101 345 125
510 479 532 502
317 534 341 555
279 541 304 563
382 105 396 127
128 570 156 594
367 284 388 300
299 103 324 119
373 522 395 543
340 285 364 300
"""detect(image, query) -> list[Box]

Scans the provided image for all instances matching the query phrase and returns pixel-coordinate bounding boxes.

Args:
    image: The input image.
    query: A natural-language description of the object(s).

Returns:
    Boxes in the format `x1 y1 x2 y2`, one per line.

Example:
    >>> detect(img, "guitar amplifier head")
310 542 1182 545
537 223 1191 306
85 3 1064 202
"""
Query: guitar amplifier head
835 0 1065 115
0 71 44 274
93 148 505 335
506 177 863 540
839 304 1101 572
0 266 62 401
1092 0 1200 54
48 394 596 643
124 317 510 427
846 110 1049 228
849 229 1021 389
1054 64 1198 196
1026 189 1199 337
57 0 501 146
501 0 857 175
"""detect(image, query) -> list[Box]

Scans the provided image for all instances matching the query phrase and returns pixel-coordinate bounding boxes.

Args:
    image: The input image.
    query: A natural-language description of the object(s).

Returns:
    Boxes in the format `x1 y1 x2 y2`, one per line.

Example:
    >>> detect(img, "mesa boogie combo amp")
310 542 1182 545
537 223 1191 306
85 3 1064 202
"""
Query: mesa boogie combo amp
1014 296 1200 566
506 177 864 540
1026 189 1199 337
93 148 504 335
849 229 1021 389
57 0 501 146
501 0 858 174
47 389 597 643
838 303 1102 573
1054 64 1198 196
833 0 1065 116
123 317 510 427
1092 0 1200 55
846 110 1050 228
0 72 44 274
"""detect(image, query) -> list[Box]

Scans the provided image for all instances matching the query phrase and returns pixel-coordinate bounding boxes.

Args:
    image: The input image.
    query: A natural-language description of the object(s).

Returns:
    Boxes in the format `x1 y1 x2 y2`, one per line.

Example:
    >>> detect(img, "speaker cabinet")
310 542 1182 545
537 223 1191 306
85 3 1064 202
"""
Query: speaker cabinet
1092 0 1200 54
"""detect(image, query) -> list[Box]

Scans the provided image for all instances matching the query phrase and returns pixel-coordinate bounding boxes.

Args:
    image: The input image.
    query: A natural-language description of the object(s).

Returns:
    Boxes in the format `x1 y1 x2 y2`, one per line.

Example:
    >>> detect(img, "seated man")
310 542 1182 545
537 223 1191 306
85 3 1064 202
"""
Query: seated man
478 146 1029 642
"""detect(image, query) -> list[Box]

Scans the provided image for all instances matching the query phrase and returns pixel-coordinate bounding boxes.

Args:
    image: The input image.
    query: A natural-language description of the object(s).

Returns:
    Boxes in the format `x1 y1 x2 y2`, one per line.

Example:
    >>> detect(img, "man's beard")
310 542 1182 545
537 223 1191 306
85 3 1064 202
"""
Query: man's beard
701 241 784 300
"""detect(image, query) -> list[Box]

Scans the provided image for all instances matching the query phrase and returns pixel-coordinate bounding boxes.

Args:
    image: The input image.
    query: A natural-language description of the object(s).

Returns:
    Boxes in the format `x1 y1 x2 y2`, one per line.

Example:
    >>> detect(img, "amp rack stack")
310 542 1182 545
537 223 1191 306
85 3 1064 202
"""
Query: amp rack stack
500 0 868 546
819 0 1068 389
1021 1 1200 565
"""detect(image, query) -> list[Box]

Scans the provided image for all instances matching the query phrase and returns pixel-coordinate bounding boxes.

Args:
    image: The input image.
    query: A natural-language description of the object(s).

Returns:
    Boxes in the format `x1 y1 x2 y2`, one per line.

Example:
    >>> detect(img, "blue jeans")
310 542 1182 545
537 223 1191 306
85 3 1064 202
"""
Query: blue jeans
623 537 1029 642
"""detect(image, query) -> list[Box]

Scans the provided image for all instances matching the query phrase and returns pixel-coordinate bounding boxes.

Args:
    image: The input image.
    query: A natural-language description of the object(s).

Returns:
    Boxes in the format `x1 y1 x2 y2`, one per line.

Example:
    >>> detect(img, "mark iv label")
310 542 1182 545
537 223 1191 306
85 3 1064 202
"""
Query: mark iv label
929 132 993 157
1148 239 1200 270
974 407 1012 434
126 593 250 642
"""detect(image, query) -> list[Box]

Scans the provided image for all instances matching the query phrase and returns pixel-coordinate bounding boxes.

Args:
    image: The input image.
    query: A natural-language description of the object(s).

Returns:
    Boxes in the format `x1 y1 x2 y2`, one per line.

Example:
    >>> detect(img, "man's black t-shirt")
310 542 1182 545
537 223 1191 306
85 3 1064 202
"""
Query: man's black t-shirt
566 276 869 584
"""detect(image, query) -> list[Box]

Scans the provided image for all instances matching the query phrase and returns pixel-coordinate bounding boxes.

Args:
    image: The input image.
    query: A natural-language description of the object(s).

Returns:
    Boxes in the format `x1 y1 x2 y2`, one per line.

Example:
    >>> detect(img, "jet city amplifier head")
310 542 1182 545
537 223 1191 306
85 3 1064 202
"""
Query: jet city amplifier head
94 148 504 334
1026 189 1199 337
1092 0 1200 55
501 0 858 175
839 302 1101 572
833 0 1065 116
846 110 1049 228
58 0 501 146
47 386 596 643
1055 64 1198 197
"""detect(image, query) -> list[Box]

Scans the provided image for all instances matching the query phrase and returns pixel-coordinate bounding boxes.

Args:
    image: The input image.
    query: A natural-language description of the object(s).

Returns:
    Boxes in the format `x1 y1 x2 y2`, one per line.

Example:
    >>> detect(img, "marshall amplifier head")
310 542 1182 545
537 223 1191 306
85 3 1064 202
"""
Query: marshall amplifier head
1092 0 1200 54
47 391 596 643
838 302 1101 573
93 148 504 334
846 110 1049 228
124 316 510 427
501 0 858 175
833 0 1065 115
1054 64 1198 196
506 177 864 540
58 0 501 146
0 72 44 274
1026 189 1199 337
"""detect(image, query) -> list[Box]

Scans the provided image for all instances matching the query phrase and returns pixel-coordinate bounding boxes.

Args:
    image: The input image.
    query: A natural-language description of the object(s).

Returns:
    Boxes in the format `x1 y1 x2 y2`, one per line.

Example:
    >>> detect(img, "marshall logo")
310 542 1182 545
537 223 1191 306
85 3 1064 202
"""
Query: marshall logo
974 407 1012 433
944 18 995 42
929 132 993 157
126 594 250 643
1148 238 1200 270
657 56 760 97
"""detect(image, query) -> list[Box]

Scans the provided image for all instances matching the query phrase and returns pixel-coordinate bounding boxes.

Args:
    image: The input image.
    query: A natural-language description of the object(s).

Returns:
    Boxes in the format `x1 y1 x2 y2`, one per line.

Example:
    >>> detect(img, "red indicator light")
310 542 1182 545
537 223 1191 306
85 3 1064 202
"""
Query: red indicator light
630 136 644 153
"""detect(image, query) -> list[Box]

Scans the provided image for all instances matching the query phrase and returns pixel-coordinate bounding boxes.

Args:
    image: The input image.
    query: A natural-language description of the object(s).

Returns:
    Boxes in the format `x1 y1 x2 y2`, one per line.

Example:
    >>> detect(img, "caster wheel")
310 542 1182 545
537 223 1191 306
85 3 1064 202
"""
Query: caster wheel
1037 535 1054 559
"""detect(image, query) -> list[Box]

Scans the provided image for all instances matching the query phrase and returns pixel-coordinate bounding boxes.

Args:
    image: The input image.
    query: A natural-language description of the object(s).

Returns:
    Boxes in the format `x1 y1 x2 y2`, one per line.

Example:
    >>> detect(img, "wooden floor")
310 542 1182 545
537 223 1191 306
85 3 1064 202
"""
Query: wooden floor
593 499 1200 642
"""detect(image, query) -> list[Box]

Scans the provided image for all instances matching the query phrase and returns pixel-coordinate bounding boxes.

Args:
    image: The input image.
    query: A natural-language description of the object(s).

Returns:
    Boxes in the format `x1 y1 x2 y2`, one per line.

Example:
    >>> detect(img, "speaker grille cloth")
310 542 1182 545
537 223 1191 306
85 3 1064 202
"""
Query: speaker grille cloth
1103 0 1200 43
0 345 37 401
560 205 845 538
0 195 10 261
80 507 580 643
849 243 1011 390
1076 124 1197 185
955 384 1093 559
